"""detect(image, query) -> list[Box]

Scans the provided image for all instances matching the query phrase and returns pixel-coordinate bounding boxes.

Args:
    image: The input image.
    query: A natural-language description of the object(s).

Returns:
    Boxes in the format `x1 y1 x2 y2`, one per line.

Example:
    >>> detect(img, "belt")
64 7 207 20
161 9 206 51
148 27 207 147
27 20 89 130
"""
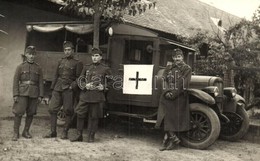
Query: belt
21 81 37 85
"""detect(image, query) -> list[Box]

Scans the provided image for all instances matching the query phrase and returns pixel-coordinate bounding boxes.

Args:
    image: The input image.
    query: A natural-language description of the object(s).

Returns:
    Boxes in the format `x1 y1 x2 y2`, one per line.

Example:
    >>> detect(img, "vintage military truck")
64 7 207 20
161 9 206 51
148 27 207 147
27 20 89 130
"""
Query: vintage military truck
25 21 249 149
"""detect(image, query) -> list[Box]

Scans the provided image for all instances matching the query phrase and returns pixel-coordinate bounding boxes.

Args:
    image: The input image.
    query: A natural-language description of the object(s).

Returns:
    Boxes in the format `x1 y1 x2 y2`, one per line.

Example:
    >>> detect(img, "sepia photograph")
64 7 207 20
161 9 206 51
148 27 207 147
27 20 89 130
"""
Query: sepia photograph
0 0 260 160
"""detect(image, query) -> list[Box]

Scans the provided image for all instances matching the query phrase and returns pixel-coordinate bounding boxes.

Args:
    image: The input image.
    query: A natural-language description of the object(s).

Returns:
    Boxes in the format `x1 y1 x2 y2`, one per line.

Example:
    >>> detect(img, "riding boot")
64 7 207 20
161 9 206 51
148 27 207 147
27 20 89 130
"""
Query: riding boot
61 115 71 139
87 118 98 143
22 116 33 138
166 131 180 150
43 114 57 138
12 115 22 141
71 117 84 142
159 133 169 151
87 132 95 143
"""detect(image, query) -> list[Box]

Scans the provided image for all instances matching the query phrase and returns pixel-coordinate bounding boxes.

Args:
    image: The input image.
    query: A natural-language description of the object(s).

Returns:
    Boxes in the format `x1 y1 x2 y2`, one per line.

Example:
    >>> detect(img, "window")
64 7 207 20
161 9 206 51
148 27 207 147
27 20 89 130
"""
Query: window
124 40 153 64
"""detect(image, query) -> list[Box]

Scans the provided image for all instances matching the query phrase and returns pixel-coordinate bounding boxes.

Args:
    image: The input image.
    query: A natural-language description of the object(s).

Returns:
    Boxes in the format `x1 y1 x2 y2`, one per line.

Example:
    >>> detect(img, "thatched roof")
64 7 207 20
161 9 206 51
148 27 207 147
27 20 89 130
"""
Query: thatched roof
48 0 241 37
123 0 241 37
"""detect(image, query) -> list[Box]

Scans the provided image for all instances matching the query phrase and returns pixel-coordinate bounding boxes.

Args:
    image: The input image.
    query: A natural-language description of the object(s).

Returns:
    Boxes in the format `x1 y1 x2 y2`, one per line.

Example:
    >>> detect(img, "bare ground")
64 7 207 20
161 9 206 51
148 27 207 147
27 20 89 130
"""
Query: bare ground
0 117 260 161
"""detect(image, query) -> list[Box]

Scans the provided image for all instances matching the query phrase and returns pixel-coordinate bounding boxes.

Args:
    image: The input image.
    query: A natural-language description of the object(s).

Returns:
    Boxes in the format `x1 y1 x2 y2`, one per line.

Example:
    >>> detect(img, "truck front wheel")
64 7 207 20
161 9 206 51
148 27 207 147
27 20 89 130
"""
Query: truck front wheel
180 103 221 149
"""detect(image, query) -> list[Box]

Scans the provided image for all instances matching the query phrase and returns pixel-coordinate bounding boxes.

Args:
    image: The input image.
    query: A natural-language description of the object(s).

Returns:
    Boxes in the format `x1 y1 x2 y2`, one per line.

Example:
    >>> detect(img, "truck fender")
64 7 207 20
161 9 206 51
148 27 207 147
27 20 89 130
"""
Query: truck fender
233 94 246 104
187 88 215 105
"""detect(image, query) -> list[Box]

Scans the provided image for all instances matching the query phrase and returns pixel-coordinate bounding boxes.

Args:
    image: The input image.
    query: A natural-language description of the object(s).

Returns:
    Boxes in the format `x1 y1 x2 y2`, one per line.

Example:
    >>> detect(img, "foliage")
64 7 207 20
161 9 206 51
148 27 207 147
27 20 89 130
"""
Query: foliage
184 6 260 76
183 5 260 99
59 0 156 48
61 0 156 21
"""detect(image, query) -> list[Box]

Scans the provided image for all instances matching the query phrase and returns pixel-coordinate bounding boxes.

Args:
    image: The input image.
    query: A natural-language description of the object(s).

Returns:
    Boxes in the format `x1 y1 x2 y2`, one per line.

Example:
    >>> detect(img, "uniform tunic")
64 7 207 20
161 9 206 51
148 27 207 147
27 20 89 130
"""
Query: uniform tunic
49 56 83 115
156 62 192 132
13 61 44 116
75 63 112 118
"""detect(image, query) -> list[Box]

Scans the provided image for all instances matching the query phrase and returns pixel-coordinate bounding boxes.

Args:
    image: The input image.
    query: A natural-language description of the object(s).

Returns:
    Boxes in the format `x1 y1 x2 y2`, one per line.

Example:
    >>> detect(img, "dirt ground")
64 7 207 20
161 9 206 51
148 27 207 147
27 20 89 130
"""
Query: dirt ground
0 117 260 161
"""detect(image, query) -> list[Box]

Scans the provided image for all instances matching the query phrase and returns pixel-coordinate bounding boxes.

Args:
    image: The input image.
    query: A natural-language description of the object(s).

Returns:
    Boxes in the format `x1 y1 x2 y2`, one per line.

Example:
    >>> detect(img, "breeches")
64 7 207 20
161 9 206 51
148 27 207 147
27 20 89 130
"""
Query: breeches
48 89 74 115
75 100 103 119
13 96 38 116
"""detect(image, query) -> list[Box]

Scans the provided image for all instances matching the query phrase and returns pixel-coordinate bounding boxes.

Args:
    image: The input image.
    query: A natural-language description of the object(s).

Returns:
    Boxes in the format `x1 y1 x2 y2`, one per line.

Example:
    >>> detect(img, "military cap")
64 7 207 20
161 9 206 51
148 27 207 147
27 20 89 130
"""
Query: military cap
172 48 184 57
63 41 74 49
24 46 36 55
91 47 102 56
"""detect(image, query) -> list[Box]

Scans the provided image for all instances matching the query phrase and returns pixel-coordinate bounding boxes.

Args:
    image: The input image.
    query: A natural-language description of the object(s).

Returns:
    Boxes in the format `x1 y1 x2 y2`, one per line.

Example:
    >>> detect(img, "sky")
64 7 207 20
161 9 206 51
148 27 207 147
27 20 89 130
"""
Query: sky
198 0 260 20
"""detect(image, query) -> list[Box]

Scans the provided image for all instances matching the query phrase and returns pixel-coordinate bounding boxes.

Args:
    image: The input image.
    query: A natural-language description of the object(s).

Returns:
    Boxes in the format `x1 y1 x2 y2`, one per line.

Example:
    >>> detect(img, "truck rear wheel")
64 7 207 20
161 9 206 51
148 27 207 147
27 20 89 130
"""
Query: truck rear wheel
220 104 249 141
180 103 220 149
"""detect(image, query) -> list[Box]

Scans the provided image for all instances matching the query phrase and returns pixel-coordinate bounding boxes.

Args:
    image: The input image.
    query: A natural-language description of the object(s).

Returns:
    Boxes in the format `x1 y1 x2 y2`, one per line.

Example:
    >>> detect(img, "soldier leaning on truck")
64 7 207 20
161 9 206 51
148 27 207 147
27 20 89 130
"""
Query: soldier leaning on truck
155 48 192 151
12 46 44 141
71 48 112 143
44 41 83 139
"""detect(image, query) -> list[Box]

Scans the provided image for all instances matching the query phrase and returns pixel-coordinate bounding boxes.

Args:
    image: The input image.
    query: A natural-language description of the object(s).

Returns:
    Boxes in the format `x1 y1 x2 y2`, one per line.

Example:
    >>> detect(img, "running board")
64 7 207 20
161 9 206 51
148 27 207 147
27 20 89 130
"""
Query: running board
107 111 157 124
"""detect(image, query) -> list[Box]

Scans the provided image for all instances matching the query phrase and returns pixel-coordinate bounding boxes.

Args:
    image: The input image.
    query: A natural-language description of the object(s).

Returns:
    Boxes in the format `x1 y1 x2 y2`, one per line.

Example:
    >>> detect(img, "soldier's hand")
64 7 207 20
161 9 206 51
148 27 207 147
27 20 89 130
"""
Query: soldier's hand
13 96 18 103
97 84 104 91
165 92 173 99
86 83 93 90
38 97 43 103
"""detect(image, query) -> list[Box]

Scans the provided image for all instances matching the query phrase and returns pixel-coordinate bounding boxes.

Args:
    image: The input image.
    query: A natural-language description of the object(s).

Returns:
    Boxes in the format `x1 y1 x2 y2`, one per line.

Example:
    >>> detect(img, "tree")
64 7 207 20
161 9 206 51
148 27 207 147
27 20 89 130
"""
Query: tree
60 0 156 48
183 5 260 100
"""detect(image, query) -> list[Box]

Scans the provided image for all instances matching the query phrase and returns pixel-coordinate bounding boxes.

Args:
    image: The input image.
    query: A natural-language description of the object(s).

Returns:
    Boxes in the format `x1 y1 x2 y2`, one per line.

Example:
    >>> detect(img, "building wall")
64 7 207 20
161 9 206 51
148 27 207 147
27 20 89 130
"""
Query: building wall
0 1 78 116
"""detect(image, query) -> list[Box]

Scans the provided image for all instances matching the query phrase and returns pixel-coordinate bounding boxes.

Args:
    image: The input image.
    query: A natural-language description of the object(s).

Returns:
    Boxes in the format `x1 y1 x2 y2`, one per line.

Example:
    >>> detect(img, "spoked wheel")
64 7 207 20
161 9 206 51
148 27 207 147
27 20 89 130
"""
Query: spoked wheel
57 107 66 126
220 104 249 141
180 103 220 149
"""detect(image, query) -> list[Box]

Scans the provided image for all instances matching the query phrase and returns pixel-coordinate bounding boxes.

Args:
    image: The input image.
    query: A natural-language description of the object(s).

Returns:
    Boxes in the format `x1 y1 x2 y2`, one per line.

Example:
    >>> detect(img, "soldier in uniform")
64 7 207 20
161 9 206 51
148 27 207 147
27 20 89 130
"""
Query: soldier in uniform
44 41 83 139
12 46 44 141
71 48 111 142
155 48 192 151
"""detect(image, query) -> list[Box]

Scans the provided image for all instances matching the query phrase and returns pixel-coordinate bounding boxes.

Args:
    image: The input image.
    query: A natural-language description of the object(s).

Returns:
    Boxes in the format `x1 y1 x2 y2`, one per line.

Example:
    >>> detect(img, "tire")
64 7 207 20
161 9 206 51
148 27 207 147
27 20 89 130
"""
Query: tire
57 107 66 126
220 104 249 141
180 103 221 150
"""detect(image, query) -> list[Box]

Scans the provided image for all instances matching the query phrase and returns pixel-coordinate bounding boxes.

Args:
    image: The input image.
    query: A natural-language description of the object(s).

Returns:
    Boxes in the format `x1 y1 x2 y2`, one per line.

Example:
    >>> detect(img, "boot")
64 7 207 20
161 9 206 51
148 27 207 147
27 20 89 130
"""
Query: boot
159 133 169 151
70 117 84 142
61 115 72 140
166 131 180 150
43 114 57 138
22 116 33 139
87 118 98 143
12 116 22 141
70 130 83 142
61 129 68 140
87 132 95 143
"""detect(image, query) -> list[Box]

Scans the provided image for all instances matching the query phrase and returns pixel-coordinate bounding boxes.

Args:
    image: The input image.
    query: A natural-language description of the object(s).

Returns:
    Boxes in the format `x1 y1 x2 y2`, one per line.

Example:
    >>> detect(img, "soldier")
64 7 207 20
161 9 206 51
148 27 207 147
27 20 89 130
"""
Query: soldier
44 41 83 139
155 48 192 151
71 48 111 142
12 46 44 141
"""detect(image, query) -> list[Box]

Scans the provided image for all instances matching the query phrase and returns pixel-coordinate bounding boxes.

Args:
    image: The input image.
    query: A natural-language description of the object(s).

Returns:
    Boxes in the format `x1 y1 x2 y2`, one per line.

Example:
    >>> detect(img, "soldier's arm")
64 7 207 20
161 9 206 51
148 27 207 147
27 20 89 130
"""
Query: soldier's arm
175 65 192 91
76 61 83 77
13 65 20 97
77 66 87 90
38 67 44 98
104 67 113 90
50 60 60 90
164 65 191 100
71 61 83 90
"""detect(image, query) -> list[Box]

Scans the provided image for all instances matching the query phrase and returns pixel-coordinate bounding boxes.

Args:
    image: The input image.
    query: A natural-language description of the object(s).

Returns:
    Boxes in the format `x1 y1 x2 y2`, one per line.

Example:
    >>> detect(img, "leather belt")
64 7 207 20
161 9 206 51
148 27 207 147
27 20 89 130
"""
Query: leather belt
21 81 37 85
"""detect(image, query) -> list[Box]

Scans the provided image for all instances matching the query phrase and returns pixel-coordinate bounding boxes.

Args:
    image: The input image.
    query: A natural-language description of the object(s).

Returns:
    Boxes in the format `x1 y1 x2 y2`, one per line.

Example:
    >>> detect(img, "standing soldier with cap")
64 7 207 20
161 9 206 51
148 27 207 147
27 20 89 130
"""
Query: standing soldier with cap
155 48 192 151
71 48 111 142
12 46 44 141
44 41 83 139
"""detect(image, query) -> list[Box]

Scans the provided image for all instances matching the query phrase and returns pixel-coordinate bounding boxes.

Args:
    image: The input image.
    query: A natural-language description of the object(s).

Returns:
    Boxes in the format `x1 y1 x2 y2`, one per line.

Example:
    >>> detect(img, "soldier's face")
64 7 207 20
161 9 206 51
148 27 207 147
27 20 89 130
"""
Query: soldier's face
92 54 102 63
25 52 35 63
64 47 73 57
172 54 183 65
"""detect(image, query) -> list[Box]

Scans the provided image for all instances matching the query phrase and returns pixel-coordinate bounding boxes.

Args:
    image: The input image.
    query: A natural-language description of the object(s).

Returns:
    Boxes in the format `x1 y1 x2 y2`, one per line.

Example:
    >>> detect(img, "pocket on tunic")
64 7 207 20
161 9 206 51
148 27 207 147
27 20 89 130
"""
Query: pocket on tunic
19 84 29 94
